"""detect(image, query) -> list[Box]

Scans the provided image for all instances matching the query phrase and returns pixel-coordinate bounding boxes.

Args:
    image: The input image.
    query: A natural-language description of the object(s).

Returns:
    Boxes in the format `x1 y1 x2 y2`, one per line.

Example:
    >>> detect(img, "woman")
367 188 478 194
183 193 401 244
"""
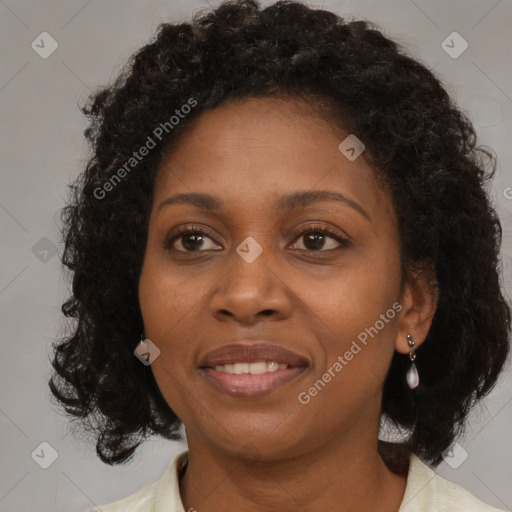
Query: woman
48 1 511 510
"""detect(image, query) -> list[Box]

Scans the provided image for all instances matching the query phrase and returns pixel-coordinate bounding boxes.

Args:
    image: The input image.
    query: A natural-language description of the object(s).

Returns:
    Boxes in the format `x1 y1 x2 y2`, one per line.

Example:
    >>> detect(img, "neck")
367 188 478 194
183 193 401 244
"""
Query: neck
179 436 409 512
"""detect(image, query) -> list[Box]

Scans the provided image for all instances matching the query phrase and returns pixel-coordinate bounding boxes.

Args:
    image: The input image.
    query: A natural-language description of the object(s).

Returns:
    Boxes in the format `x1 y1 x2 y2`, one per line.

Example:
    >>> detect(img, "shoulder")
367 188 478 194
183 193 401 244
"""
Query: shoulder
88 481 158 512
400 453 506 512
88 450 188 512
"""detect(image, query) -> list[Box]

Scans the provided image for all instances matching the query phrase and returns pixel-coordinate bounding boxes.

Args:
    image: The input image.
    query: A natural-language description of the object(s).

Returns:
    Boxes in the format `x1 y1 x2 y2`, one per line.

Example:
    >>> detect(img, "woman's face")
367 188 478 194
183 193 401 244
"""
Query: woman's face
139 96 408 460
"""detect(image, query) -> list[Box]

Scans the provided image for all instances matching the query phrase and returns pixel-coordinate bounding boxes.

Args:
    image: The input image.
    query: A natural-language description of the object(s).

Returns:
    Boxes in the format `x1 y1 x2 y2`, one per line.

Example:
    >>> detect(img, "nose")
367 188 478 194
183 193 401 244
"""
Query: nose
208 246 293 325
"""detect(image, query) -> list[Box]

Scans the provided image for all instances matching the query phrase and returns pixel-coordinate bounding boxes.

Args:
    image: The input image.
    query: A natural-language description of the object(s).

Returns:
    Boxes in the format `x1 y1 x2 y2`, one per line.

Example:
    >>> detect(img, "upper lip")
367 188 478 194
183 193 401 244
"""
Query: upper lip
199 342 309 368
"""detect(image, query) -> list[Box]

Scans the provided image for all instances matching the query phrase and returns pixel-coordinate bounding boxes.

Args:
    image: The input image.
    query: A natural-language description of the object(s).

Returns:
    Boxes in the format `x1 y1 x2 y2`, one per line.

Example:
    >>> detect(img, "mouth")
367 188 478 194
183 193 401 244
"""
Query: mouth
199 365 308 398
198 342 309 398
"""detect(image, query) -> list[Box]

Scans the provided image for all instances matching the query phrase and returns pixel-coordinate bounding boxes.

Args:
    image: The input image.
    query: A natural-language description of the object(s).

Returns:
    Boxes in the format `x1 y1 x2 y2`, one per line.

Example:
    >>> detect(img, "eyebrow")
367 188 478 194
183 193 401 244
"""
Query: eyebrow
156 190 370 221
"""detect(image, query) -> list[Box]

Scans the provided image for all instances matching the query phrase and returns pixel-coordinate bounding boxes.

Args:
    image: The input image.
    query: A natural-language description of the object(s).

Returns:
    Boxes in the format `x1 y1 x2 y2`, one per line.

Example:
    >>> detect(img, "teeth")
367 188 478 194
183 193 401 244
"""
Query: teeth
213 361 289 374
233 362 249 374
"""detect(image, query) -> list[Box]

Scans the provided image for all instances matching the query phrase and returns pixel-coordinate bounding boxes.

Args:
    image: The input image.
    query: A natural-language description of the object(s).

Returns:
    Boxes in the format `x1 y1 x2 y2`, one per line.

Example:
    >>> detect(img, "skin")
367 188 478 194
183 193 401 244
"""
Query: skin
138 96 438 512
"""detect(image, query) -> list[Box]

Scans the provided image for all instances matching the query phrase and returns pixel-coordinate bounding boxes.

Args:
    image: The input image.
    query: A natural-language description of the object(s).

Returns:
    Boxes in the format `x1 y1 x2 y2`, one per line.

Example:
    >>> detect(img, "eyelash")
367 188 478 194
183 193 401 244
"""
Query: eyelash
291 224 350 251
164 224 350 253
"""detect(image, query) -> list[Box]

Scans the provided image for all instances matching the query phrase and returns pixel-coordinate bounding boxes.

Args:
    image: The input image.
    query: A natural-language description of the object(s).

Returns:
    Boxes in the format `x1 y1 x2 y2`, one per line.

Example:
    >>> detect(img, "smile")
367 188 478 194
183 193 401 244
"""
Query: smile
200 365 307 398
212 361 288 374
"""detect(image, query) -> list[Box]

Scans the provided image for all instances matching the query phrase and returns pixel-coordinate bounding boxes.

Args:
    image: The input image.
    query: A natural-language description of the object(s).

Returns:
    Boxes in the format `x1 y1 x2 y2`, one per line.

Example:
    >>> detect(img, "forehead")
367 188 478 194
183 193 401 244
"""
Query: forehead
162 95 347 155
152 96 391 222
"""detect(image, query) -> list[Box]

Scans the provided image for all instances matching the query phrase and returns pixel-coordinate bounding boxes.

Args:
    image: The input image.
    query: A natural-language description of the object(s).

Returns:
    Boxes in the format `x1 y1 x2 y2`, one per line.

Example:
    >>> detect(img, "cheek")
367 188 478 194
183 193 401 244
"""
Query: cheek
295 288 399 430
138 259 197 417
297 244 401 378
138 252 202 338
301 247 401 330
138 255 213 387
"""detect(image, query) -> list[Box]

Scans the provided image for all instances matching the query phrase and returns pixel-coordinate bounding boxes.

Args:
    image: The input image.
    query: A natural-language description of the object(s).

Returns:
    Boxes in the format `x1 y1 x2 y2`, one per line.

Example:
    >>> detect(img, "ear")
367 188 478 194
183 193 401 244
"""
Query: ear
395 262 438 354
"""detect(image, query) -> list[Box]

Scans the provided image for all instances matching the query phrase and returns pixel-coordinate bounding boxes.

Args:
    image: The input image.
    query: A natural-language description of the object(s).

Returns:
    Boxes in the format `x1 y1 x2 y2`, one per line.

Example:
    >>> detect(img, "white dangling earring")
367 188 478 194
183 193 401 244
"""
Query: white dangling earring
406 333 419 389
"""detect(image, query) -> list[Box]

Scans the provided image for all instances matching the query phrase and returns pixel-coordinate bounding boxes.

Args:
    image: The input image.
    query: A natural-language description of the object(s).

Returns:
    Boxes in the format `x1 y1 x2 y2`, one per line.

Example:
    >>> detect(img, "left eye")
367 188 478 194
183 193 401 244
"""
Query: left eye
288 227 349 252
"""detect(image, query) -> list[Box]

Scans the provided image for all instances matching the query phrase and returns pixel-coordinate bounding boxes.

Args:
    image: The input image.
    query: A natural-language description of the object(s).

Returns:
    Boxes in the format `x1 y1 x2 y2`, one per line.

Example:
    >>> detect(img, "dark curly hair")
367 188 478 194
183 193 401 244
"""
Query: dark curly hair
48 0 511 467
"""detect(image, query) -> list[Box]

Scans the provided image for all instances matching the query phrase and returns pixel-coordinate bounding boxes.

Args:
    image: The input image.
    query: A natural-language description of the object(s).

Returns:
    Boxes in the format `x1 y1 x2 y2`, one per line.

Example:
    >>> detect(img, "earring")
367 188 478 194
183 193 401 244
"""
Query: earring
406 333 419 389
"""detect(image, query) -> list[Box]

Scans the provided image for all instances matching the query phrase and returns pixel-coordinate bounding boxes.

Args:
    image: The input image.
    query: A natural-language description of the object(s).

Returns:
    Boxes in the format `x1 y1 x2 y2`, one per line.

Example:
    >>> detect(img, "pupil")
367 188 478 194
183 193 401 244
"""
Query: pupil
183 234 203 251
305 233 324 250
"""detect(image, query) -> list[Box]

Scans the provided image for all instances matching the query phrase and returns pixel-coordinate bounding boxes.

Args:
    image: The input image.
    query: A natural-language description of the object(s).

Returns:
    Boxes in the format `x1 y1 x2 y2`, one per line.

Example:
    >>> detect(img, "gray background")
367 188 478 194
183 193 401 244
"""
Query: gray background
1 0 511 511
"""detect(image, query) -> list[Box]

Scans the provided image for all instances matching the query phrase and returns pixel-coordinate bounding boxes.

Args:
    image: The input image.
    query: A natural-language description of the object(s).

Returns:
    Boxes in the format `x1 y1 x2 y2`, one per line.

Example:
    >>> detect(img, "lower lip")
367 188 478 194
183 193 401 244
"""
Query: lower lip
200 366 307 398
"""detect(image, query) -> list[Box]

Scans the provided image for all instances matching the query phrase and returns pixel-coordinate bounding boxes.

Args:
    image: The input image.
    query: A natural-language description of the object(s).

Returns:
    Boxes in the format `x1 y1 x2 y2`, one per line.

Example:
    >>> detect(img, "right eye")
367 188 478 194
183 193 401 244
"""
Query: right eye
164 225 222 253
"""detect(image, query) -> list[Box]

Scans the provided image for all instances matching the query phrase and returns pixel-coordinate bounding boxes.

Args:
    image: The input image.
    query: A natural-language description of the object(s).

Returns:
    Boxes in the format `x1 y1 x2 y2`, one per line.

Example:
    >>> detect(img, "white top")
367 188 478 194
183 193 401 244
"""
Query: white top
89 450 506 512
